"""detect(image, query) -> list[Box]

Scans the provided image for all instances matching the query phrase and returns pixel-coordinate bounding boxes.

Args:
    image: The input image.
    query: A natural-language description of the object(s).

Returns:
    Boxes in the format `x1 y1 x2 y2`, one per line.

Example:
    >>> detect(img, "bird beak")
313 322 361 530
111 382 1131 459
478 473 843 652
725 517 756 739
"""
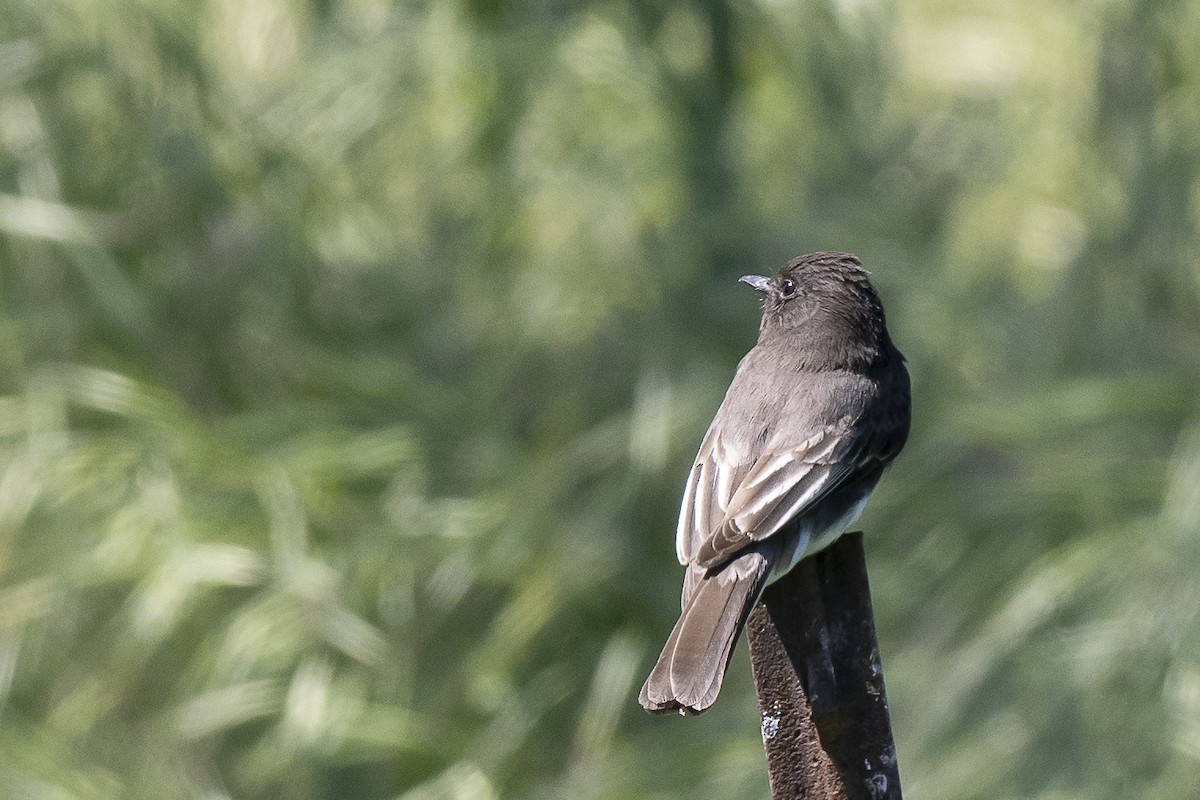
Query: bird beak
739 275 772 294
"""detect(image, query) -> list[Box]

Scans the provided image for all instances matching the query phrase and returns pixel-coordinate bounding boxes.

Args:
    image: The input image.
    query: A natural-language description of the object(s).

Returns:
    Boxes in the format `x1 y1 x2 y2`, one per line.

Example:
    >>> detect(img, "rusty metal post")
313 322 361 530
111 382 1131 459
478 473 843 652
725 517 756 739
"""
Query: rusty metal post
746 532 901 800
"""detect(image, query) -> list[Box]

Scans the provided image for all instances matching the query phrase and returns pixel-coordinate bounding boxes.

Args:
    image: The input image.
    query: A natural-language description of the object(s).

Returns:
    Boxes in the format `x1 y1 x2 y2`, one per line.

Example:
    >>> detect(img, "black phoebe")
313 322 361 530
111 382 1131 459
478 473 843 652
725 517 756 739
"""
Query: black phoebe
639 252 911 715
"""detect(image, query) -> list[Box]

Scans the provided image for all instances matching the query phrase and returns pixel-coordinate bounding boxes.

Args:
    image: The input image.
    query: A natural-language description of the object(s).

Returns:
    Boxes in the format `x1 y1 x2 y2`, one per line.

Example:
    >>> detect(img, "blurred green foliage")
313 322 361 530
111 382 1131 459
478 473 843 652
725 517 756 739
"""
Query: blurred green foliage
1 0 1199 798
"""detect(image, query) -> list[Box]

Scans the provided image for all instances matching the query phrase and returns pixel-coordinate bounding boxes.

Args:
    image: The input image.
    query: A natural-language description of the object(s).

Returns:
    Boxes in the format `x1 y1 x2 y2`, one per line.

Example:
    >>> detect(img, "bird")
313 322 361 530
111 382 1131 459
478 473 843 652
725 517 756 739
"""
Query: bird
639 252 911 715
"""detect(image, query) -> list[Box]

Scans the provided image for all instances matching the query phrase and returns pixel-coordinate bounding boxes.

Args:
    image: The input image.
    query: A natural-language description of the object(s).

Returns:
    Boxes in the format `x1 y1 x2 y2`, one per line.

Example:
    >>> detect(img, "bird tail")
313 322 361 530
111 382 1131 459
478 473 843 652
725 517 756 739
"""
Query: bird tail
639 552 770 715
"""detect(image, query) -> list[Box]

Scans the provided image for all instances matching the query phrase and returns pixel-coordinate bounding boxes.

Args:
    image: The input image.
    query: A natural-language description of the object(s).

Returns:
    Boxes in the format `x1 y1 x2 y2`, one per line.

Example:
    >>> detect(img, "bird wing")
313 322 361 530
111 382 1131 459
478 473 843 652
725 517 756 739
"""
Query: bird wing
675 427 744 565
675 423 852 558
695 433 868 568
676 414 905 574
674 356 910 573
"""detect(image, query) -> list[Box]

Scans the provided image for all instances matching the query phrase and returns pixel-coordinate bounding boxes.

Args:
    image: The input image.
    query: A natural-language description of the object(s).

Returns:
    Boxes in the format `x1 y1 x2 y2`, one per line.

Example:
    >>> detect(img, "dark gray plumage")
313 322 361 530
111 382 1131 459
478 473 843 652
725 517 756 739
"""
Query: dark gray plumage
639 252 911 715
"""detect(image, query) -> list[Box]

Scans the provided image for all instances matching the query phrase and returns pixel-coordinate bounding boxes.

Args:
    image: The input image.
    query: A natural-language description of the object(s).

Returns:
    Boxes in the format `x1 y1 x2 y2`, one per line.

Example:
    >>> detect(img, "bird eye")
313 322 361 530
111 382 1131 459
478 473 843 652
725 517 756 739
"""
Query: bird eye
779 279 797 298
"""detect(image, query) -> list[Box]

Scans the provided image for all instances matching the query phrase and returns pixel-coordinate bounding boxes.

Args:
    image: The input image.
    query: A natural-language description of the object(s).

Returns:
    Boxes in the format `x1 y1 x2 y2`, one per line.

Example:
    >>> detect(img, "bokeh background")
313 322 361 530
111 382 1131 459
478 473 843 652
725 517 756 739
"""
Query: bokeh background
2 1 1200 798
